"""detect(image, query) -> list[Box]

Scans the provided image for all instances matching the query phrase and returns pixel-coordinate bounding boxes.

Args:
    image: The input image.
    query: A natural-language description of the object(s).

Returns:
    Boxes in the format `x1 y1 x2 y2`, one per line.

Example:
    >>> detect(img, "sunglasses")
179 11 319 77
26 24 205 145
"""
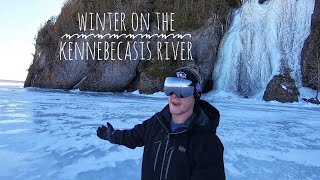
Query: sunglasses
164 77 195 98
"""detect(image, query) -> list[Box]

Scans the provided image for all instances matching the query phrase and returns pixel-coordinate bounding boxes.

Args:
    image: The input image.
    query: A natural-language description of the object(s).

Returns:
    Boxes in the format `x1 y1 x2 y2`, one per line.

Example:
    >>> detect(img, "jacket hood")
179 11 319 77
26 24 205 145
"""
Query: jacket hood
157 100 220 134
194 100 220 133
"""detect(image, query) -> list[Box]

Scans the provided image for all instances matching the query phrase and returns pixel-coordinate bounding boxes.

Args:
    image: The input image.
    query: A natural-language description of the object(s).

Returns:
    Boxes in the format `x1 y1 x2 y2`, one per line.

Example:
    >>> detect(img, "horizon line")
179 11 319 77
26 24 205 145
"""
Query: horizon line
0 79 25 83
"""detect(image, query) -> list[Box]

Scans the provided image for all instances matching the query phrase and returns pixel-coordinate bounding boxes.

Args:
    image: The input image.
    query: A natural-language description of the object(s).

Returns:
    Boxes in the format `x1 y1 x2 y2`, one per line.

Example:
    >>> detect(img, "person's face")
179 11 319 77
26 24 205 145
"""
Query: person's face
168 93 195 118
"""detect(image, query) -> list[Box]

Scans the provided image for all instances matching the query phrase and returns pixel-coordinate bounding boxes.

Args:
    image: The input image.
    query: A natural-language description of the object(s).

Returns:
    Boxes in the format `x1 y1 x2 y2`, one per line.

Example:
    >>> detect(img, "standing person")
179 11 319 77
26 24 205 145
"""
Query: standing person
97 67 225 180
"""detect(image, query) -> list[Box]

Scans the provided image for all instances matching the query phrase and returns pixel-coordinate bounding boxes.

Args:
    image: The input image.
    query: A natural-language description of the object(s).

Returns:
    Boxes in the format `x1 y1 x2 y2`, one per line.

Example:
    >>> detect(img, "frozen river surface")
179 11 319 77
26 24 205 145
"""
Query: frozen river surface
0 85 319 180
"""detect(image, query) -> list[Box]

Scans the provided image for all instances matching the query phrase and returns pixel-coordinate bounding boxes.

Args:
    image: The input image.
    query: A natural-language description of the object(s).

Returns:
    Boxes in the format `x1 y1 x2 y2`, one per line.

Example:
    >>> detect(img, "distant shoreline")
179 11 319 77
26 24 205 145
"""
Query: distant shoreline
0 79 24 84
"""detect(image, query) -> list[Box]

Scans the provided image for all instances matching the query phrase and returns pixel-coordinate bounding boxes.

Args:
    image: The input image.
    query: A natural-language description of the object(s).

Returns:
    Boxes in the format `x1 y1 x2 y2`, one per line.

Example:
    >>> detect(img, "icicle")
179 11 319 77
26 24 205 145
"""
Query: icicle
213 0 315 96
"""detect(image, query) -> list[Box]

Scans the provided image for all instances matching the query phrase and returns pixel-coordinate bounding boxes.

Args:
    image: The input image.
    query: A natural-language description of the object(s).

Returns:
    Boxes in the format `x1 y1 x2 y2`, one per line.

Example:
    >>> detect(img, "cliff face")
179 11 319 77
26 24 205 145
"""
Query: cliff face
24 40 88 89
25 0 234 93
136 16 225 94
27 0 318 100
301 0 320 90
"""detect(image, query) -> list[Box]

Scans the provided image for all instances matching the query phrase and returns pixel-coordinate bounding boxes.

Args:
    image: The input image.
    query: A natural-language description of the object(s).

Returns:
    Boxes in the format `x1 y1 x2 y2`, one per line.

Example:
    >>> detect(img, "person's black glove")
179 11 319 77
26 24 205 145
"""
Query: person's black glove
97 122 115 141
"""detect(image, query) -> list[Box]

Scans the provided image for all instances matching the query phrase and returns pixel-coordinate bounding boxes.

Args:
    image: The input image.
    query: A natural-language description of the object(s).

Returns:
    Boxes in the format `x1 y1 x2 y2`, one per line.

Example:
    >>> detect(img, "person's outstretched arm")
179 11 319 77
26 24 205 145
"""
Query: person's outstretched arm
97 119 150 149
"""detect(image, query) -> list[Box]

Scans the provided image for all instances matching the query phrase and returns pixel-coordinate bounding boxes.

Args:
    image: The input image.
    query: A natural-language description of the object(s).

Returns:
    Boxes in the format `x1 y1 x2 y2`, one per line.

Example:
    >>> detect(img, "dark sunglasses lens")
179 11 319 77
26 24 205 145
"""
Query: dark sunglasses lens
164 87 180 97
180 87 194 97
164 86 194 98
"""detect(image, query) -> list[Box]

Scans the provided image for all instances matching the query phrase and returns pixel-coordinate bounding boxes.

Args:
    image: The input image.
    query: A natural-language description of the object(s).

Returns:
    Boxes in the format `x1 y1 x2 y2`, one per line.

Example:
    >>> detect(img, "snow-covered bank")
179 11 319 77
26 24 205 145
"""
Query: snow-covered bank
0 85 319 179
0 80 24 87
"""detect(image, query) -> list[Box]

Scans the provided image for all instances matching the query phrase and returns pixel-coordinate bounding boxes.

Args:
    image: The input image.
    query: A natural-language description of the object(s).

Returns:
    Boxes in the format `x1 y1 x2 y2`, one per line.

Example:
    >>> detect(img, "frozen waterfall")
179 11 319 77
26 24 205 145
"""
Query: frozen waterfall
213 0 315 96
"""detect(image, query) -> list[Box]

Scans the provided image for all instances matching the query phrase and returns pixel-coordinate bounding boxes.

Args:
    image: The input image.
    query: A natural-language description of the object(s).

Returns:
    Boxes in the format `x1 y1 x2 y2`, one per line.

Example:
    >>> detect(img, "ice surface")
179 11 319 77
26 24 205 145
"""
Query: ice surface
0 85 319 180
213 0 315 96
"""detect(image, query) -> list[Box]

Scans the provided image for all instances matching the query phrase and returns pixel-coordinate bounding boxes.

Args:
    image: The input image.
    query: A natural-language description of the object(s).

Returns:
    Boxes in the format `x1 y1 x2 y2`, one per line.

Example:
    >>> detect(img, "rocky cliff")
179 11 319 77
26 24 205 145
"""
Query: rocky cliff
25 0 320 103
25 0 238 93
301 0 320 90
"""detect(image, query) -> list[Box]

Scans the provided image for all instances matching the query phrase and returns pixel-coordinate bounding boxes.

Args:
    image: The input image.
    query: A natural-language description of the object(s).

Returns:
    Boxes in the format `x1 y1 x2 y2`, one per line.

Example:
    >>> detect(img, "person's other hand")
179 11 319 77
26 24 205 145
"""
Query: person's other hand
97 122 115 141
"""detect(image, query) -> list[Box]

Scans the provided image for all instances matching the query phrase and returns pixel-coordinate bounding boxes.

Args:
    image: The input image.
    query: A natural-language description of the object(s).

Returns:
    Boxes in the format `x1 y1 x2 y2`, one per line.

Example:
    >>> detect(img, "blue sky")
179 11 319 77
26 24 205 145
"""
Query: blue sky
0 0 66 81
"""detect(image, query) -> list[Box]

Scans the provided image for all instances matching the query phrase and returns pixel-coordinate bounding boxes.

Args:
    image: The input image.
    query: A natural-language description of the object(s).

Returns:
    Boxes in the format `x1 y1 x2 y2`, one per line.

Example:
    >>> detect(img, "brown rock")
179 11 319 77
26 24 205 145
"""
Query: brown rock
263 73 300 103
138 72 163 94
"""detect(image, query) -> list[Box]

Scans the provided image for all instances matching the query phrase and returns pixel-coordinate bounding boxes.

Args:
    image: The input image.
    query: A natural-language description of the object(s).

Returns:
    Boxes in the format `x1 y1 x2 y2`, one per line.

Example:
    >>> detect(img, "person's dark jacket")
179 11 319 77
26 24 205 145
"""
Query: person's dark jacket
109 100 225 180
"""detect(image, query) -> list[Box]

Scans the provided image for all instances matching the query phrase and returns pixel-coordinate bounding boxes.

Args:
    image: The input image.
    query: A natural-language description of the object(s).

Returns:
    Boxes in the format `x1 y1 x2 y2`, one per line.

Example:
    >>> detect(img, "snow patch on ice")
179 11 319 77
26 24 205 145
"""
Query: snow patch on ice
0 129 29 135
281 84 287 90
0 119 29 124
299 87 318 99
130 90 167 98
